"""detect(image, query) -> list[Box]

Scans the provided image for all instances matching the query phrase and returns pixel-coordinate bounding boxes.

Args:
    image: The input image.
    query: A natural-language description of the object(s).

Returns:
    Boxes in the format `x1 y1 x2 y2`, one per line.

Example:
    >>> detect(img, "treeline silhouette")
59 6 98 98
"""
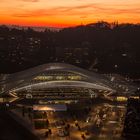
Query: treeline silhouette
0 21 140 78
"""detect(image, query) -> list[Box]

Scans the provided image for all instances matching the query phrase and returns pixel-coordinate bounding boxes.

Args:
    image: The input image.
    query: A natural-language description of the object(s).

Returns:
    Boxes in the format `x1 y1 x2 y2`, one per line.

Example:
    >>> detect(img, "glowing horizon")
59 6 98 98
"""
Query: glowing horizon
0 0 140 27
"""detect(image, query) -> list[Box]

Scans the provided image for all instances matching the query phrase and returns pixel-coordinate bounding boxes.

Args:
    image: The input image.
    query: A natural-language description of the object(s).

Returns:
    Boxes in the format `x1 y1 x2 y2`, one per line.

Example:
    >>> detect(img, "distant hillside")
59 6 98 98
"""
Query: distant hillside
0 24 61 32
0 21 140 78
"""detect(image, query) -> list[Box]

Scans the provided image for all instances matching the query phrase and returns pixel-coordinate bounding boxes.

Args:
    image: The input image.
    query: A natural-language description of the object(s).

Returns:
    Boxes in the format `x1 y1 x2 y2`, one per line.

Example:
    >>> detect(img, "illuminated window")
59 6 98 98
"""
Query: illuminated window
34 76 53 81
68 75 81 80
56 76 65 80
116 97 128 102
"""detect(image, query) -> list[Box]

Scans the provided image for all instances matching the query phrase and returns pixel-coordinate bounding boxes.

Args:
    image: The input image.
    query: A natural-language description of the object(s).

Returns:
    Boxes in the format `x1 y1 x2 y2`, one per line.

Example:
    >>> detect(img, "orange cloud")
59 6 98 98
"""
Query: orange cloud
22 0 39 2
0 0 140 27
11 4 140 18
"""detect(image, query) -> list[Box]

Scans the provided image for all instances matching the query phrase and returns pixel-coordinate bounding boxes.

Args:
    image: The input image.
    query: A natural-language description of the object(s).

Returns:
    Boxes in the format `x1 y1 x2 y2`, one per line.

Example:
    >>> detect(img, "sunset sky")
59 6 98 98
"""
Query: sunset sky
0 0 140 27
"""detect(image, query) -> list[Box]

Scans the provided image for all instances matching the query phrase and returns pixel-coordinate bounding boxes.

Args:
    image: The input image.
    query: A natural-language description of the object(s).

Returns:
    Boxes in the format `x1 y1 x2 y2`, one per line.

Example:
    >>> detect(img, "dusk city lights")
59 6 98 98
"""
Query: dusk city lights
0 0 140 140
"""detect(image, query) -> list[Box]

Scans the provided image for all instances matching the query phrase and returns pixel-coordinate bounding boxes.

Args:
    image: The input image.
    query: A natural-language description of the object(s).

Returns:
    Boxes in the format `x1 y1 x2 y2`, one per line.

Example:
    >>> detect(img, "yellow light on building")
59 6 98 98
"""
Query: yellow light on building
68 75 81 80
34 76 53 81
116 96 128 102
56 76 64 80
130 96 140 99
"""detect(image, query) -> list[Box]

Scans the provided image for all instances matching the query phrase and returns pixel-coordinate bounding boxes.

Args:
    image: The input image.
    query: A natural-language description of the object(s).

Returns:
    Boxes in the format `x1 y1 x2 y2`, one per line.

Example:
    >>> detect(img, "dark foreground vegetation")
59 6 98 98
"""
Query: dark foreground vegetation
0 110 39 140
0 21 140 78
123 98 140 139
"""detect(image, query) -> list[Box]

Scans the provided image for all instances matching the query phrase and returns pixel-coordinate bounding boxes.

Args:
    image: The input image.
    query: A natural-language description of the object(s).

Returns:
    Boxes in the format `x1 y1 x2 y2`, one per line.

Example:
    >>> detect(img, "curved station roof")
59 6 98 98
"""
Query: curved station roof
0 63 137 98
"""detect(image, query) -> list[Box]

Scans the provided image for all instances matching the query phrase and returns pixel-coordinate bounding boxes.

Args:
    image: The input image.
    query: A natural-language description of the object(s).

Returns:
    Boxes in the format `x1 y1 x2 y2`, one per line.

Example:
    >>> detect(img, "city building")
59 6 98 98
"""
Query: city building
0 63 116 98
0 63 137 100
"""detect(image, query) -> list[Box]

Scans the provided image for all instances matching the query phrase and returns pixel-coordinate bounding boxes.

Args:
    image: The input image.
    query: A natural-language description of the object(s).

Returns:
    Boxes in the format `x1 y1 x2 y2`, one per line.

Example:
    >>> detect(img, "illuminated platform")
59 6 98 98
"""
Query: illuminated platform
33 104 67 111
